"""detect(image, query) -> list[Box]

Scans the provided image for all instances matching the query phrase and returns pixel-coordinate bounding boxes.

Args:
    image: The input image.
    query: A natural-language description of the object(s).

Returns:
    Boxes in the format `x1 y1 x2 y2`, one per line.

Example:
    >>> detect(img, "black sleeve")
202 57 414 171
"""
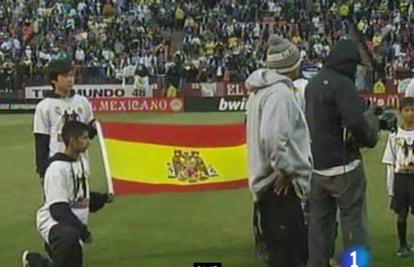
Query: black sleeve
35 133 50 177
89 192 109 213
88 119 97 139
335 81 379 148
49 202 91 241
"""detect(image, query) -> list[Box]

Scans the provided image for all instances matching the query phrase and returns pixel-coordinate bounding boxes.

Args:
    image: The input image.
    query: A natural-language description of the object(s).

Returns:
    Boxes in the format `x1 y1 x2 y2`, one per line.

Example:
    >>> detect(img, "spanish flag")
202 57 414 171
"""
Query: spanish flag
101 122 248 195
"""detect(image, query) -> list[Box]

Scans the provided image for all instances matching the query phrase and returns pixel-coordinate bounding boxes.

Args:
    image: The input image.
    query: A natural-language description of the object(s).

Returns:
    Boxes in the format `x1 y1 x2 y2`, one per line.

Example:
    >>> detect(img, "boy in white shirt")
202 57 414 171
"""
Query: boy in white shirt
382 97 414 256
33 59 97 183
23 121 110 267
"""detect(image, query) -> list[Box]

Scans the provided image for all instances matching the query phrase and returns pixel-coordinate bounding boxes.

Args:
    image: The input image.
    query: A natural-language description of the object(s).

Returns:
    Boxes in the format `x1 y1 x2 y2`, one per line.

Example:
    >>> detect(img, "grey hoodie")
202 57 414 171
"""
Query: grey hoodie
245 69 313 201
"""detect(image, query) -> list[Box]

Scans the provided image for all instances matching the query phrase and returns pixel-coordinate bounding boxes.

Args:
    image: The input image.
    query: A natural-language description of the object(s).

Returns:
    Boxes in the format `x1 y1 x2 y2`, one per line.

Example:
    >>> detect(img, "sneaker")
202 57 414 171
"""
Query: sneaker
22 250 44 267
22 250 30 267
397 246 413 257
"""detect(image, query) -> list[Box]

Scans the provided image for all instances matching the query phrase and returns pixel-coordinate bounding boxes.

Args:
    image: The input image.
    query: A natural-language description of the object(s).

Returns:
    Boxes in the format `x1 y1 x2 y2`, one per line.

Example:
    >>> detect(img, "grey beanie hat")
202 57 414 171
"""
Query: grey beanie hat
266 35 302 73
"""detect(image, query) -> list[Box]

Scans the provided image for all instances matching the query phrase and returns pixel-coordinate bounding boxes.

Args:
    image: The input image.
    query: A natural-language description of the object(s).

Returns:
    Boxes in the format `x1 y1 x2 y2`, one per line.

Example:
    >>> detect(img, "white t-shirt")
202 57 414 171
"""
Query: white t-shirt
404 79 414 97
382 128 414 173
133 75 152 97
102 49 112 61
33 95 94 158
75 49 85 62
36 156 90 242
78 2 87 12
253 24 260 38
268 2 276 12
313 43 323 56
293 78 308 111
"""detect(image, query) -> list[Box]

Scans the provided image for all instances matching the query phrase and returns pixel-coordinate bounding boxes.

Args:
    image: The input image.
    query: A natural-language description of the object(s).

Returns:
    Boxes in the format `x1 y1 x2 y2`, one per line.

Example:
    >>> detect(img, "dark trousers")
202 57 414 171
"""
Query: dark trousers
255 185 307 267
308 164 369 267
47 223 83 267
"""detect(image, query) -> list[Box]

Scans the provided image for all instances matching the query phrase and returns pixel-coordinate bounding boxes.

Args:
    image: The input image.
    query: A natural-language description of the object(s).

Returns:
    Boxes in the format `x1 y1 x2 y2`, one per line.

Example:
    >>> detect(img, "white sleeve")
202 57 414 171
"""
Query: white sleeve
82 97 94 123
386 165 394 196
44 164 71 205
382 134 395 165
404 79 414 97
33 101 50 134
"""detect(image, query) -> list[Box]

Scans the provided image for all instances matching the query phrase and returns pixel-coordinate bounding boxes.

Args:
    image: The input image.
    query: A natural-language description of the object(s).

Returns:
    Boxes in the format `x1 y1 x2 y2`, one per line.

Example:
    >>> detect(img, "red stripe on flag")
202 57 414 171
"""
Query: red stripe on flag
113 178 248 195
101 122 246 147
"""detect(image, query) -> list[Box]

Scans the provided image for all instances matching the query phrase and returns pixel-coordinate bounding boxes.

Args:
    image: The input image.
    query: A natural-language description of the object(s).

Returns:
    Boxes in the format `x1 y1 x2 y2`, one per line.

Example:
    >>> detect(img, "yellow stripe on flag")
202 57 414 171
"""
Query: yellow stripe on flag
105 139 247 185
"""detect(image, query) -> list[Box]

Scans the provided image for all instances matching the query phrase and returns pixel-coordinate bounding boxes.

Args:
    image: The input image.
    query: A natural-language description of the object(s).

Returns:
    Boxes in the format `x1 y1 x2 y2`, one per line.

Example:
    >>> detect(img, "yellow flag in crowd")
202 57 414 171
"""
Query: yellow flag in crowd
373 80 386 94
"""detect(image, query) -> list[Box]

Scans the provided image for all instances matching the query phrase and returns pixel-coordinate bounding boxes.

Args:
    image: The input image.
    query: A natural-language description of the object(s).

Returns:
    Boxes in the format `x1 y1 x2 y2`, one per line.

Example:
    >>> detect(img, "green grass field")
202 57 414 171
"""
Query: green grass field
0 112 412 267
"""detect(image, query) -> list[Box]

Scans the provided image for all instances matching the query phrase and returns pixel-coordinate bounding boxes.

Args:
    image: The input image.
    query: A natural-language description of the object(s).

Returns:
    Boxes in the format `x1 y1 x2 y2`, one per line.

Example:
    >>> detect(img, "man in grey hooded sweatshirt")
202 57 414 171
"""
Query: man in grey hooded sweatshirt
246 35 313 267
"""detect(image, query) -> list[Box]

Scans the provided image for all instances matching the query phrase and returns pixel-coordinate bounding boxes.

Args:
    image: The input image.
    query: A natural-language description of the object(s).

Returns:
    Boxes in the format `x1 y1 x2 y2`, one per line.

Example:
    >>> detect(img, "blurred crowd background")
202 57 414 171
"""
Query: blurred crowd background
0 0 412 94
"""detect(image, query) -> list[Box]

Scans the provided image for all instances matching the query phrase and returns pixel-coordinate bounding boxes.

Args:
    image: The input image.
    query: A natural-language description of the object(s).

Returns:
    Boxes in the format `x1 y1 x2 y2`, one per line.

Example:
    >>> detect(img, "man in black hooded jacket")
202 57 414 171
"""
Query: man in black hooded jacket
305 39 379 267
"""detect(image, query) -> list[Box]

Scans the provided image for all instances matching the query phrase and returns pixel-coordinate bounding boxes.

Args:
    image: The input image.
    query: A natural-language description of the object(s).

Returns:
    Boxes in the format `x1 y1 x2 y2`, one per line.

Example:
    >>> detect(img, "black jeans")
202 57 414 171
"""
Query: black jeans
47 223 83 267
256 185 307 267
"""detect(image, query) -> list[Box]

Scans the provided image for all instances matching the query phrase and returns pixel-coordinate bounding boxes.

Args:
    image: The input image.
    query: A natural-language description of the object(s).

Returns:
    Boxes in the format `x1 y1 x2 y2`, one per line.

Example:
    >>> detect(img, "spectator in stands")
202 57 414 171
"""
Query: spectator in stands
356 0 414 89
166 83 177 97
404 71 414 97
7 0 350 88
0 0 387 95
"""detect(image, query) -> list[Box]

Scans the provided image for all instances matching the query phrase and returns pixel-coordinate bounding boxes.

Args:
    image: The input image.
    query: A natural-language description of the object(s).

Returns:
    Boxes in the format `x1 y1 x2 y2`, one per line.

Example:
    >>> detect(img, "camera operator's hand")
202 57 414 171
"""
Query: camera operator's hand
274 171 297 196
363 109 380 134
352 108 380 148
84 232 93 244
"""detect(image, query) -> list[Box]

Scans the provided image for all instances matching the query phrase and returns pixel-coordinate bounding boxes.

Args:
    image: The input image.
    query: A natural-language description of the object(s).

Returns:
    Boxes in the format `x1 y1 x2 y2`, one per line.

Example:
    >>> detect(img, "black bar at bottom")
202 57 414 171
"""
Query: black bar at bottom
193 262 222 267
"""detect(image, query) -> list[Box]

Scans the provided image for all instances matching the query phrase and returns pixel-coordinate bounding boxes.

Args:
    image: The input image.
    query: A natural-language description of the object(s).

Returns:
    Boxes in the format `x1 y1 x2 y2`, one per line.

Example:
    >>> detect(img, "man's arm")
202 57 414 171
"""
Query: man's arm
335 80 379 148
89 192 109 213
382 134 395 197
87 119 97 139
33 103 50 178
82 97 97 139
49 203 91 240
386 165 394 197
34 134 50 177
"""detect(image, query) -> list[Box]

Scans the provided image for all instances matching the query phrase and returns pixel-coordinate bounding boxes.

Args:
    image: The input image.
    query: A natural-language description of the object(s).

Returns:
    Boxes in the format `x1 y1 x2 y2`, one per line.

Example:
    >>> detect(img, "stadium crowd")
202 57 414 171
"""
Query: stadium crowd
0 0 411 93
354 0 414 81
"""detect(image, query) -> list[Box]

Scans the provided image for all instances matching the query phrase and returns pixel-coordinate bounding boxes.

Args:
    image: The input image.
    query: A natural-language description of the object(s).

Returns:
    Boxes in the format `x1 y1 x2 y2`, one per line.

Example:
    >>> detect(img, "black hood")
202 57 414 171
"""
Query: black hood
325 39 362 79
46 152 77 169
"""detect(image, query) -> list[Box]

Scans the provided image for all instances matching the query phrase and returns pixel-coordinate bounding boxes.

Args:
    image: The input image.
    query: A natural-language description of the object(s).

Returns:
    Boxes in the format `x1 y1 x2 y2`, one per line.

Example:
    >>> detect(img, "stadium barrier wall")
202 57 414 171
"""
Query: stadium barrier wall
0 90 21 99
0 98 39 114
359 93 403 109
183 93 403 112
182 79 408 97
90 97 184 113
24 84 165 99
184 96 248 112
21 76 410 100
0 97 184 114
0 93 403 114
182 82 248 97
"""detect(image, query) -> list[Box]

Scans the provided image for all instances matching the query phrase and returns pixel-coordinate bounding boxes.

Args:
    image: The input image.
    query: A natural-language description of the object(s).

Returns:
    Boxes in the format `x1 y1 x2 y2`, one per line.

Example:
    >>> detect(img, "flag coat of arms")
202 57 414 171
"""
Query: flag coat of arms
100 122 247 195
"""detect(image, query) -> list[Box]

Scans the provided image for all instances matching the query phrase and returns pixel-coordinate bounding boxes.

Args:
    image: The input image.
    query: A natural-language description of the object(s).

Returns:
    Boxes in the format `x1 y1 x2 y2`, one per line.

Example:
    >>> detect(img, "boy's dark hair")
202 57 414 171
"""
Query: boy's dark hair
47 59 73 89
399 97 414 111
61 121 89 146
